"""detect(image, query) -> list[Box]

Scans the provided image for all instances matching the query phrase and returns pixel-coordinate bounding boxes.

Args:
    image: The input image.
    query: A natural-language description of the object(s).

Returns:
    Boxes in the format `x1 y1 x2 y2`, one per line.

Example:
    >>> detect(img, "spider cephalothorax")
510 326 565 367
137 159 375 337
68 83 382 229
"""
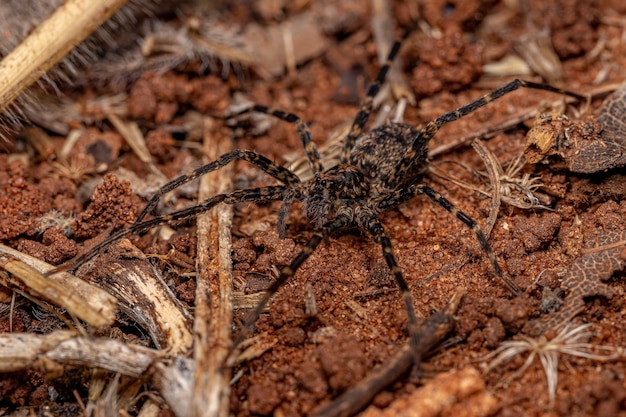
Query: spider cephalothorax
305 165 368 227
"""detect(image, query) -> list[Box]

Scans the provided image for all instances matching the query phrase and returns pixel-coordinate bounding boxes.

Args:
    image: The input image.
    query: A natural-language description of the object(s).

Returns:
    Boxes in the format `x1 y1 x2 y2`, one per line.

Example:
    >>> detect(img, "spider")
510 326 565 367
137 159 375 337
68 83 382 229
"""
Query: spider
49 24 585 355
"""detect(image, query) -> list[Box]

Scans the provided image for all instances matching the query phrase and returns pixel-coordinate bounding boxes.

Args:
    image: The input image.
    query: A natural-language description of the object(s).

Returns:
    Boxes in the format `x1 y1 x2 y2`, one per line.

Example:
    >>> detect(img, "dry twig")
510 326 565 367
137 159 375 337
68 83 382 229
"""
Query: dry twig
0 243 116 328
0 330 161 377
311 288 466 417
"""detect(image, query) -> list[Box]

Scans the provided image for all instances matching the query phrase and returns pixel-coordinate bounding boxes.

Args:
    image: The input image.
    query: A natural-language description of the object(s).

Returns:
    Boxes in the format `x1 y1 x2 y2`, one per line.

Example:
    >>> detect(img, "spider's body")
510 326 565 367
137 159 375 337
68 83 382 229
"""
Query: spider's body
303 123 426 228
350 123 427 190
50 22 586 357
304 164 367 228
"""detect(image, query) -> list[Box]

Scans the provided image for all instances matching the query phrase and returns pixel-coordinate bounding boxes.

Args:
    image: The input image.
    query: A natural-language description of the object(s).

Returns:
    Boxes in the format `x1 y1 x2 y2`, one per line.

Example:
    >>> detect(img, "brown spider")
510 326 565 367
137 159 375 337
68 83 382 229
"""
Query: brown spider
49 24 585 356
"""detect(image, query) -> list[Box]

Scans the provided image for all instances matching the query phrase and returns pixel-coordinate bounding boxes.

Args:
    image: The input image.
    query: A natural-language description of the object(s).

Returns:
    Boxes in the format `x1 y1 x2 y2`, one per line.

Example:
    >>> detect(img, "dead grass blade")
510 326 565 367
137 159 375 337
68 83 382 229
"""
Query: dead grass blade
484 323 624 407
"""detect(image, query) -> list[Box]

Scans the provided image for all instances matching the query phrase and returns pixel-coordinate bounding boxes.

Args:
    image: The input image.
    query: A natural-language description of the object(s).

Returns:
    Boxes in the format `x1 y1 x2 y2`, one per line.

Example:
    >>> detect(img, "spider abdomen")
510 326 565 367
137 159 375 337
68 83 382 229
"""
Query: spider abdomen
350 123 428 190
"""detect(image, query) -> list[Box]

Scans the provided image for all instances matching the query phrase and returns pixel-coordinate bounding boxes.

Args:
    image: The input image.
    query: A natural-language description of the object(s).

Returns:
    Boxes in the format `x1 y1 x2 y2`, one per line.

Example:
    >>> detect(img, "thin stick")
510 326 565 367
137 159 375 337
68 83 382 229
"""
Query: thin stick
87 240 193 352
0 0 129 114
311 288 465 417
0 330 161 377
191 118 234 417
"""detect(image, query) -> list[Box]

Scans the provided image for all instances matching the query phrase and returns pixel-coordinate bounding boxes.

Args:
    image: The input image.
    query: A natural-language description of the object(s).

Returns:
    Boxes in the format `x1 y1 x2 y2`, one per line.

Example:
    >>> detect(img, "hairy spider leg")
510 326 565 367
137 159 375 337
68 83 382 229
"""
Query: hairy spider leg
376 79 587 294
394 79 587 177
135 149 301 224
377 183 521 295
46 186 292 275
229 104 324 175
232 214 351 350
357 208 423 361
276 192 297 238
340 25 414 162
229 102 342 233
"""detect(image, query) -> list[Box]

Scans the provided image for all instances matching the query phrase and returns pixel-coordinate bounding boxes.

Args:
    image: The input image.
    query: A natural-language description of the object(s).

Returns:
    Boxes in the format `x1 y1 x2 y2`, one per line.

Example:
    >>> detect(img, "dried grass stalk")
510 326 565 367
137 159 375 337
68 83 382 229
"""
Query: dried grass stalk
0 0 129 114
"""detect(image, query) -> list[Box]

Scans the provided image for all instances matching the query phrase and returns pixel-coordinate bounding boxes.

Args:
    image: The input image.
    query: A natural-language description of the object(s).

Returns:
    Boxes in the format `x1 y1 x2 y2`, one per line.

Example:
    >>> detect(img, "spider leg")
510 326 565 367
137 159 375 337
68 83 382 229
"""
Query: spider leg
47 186 293 275
277 192 297 238
340 26 414 162
377 184 522 296
357 210 422 364
230 104 324 175
394 79 587 176
233 214 351 349
136 149 300 223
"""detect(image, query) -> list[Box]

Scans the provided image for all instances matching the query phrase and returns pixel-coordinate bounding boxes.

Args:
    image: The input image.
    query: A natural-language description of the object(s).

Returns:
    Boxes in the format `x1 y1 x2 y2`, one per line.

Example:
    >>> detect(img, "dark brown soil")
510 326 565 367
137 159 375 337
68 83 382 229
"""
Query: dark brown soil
1 0 625 416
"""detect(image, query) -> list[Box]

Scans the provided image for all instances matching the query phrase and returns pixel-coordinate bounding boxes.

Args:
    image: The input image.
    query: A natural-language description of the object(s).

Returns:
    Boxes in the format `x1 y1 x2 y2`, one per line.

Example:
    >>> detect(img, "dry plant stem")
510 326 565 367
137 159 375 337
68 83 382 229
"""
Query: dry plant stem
0 330 162 377
471 139 502 237
312 288 466 417
0 0 129 114
0 243 116 328
152 356 196 416
191 118 234 417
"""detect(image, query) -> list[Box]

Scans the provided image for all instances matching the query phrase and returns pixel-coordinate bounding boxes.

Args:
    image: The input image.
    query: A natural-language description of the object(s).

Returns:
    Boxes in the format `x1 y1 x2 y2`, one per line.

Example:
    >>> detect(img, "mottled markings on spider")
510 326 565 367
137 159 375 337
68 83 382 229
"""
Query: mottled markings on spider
49 21 586 360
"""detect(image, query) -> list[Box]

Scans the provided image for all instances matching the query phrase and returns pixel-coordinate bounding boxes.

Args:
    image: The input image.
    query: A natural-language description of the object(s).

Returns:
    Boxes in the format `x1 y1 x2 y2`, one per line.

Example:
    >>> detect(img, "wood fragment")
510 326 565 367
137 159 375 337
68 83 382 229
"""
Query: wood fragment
483 54 532 78
152 356 196 417
0 331 161 377
77 240 193 353
236 333 278 364
0 243 116 328
233 291 269 310
360 366 498 417
108 113 168 182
